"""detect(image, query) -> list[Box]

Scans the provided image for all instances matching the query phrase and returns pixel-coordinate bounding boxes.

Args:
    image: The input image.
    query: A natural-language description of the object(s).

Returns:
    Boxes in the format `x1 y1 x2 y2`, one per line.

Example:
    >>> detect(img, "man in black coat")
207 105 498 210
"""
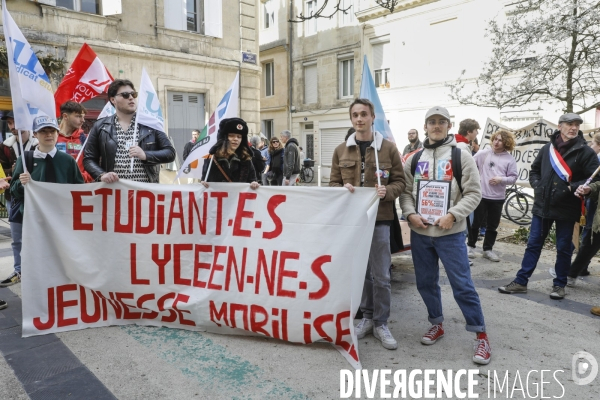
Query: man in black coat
499 113 599 300
84 79 176 184
183 129 200 161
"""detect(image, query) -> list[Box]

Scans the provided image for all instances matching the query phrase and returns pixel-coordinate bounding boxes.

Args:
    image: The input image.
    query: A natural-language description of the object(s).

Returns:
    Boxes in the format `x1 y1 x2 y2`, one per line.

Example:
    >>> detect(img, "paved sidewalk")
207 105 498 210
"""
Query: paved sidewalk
1 221 599 399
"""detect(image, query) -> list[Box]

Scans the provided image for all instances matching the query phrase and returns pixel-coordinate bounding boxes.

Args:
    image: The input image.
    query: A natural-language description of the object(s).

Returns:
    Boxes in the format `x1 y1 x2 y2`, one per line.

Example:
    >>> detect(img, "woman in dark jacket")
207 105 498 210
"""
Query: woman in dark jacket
264 137 284 186
201 118 259 189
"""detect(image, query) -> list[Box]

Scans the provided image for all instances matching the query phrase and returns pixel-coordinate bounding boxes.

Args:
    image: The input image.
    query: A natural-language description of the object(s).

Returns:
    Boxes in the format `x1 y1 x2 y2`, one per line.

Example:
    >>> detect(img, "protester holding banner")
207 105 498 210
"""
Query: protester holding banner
400 106 491 365
467 130 518 262
10 116 84 214
330 98 405 350
57 101 93 183
264 137 284 186
84 79 175 183
201 118 259 189
499 113 599 300
0 112 38 288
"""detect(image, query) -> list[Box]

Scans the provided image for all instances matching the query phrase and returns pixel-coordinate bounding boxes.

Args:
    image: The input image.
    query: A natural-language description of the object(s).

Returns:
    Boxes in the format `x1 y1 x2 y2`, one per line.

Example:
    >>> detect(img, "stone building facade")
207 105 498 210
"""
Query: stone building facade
1 0 261 166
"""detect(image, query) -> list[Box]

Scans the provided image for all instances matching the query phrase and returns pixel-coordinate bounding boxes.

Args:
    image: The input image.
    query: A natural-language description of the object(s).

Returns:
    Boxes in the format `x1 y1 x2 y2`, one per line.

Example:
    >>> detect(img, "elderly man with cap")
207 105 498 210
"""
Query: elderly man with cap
400 106 491 365
0 111 38 288
499 113 599 300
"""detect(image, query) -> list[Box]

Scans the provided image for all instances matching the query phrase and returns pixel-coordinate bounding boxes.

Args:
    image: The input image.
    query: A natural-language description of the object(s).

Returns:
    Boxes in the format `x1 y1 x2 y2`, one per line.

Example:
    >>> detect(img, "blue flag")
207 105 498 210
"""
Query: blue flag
359 56 395 143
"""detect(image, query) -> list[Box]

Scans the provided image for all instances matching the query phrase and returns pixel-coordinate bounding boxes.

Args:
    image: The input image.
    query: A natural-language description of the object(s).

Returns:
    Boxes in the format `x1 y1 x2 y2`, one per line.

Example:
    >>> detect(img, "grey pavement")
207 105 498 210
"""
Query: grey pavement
1 218 599 399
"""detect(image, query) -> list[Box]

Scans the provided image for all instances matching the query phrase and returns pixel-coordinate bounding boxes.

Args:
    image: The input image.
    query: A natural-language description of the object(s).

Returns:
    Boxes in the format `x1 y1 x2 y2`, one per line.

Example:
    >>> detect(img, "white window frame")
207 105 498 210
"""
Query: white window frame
371 40 391 89
262 119 274 139
186 0 204 33
265 62 275 97
338 56 354 99
374 68 390 88
55 0 99 13
338 0 354 27
305 0 318 36
164 0 221 38
49 0 121 15
263 0 274 29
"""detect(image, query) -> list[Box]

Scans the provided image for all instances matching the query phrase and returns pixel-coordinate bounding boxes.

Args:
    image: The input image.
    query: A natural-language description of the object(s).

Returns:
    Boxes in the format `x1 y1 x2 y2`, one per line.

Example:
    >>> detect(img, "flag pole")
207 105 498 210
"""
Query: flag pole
129 120 139 173
17 130 27 174
203 155 214 183
373 128 381 187
75 135 89 163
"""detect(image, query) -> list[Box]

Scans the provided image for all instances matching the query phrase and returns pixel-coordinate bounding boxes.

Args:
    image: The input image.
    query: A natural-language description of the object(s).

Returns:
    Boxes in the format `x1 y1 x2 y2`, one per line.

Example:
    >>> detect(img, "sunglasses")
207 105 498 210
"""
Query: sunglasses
116 91 138 99
271 140 279 143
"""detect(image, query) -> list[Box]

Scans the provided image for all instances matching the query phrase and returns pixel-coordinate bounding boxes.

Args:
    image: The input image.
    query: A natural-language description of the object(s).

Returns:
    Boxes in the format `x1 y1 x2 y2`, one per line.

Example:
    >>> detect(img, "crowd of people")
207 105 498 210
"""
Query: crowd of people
1 91 599 365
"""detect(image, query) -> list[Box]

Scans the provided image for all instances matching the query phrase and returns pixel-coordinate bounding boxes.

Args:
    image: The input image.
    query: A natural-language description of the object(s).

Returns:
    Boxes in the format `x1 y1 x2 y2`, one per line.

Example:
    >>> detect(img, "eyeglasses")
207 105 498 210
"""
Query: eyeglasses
116 91 138 99
271 140 279 143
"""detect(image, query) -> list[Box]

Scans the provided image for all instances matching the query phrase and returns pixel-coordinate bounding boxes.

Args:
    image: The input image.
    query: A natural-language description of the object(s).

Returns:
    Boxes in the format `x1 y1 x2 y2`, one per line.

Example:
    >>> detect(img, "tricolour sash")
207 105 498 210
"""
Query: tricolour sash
549 145 572 182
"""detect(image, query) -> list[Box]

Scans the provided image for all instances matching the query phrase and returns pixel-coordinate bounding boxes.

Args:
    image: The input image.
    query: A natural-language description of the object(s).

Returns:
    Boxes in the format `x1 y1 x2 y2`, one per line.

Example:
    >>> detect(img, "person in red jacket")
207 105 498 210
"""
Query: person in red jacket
57 101 93 182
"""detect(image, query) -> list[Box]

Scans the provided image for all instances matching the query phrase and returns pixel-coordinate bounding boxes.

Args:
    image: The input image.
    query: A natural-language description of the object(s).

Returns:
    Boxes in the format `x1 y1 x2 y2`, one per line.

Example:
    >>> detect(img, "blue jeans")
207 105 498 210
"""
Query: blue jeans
6 198 22 274
360 224 392 327
515 215 574 288
410 230 486 332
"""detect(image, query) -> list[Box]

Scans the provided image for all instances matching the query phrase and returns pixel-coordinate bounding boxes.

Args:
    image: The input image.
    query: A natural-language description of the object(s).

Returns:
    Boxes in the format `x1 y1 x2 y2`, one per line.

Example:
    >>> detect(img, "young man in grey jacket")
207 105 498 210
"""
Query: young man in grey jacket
400 106 491 365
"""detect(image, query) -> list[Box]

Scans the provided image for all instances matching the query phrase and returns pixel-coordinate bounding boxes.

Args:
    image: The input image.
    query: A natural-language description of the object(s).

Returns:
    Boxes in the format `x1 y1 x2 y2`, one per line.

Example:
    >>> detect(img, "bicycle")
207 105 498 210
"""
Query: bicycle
299 160 314 183
502 184 534 225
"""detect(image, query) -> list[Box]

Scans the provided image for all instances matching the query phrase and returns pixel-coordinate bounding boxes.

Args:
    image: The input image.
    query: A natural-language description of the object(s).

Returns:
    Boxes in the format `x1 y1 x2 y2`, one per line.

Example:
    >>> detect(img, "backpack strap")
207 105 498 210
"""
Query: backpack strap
410 149 424 178
452 146 463 194
24 151 34 173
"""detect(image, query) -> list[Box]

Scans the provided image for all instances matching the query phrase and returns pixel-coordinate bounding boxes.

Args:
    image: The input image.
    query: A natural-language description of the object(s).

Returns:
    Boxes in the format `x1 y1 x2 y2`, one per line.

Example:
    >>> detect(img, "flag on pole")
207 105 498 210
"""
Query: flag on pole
2 0 55 131
175 72 240 181
136 68 165 132
359 56 395 143
97 101 116 119
53 43 114 116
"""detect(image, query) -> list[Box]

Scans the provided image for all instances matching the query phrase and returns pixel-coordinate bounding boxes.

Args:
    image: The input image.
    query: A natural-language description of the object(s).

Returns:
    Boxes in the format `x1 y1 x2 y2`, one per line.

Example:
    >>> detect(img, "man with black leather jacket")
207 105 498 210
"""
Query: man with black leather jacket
499 113 599 300
84 79 175 183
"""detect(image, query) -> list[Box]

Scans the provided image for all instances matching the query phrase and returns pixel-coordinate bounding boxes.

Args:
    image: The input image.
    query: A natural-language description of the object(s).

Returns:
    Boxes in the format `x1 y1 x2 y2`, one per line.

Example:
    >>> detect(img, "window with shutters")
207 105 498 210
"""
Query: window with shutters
262 120 274 139
304 63 317 104
165 0 222 37
263 0 275 29
339 57 354 99
305 0 317 36
265 62 275 97
372 41 391 88
338 0 354 27
56 0 100 14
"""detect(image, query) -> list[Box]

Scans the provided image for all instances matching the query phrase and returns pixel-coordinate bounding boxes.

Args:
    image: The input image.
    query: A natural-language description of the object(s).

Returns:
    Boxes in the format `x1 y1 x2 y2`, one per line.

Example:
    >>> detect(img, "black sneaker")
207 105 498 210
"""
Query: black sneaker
0 300 7 310
0 272 20 287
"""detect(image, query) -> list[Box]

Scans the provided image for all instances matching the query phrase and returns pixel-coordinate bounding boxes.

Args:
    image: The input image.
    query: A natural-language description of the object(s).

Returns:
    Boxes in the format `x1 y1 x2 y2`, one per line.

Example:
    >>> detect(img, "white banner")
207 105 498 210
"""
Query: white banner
480 118 558 187
21 181 378 369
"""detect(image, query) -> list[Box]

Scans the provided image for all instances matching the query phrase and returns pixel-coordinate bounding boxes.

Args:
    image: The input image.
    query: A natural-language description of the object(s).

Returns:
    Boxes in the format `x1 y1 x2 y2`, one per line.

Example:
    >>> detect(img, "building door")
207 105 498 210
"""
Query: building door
303 123 314 160
167 91 205 164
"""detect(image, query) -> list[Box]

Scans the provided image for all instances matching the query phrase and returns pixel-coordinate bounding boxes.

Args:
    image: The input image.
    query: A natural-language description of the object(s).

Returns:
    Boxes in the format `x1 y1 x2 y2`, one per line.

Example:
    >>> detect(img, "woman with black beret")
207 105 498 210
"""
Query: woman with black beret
201 117 259 189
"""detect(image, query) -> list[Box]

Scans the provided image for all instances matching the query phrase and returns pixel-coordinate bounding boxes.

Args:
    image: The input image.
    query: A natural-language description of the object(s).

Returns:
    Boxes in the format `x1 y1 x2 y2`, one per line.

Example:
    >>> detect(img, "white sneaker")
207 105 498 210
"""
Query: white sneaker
354 318 373 339
483 250 500 262
467 247 475 259
548 268 557 278
373 324 398 350
567 276 577 287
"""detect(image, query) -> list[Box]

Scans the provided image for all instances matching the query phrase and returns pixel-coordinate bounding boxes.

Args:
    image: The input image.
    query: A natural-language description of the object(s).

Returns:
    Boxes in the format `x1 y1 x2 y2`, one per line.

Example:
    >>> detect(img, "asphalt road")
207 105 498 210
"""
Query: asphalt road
1 220 599 399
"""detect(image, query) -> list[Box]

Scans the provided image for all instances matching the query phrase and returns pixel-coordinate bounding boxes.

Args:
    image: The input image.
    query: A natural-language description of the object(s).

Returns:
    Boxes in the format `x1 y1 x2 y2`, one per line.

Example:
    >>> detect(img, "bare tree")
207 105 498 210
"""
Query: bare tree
448 0 600 114
290 0 401 22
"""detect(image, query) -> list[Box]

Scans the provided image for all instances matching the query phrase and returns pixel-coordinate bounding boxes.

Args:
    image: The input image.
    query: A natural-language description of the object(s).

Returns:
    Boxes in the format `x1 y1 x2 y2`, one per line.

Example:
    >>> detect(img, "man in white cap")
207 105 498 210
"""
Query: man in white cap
499 113 598 300
400 106 491 365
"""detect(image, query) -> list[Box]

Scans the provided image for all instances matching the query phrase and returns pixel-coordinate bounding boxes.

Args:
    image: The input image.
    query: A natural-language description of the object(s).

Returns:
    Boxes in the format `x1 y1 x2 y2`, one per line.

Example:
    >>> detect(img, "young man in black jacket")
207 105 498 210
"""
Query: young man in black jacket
280 130 300 186
84 79 175 183
499 113 599 300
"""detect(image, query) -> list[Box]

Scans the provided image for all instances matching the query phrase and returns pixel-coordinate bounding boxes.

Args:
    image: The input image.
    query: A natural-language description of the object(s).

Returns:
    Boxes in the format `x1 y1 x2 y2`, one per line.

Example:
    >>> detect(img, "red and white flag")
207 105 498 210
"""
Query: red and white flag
54 43 114 116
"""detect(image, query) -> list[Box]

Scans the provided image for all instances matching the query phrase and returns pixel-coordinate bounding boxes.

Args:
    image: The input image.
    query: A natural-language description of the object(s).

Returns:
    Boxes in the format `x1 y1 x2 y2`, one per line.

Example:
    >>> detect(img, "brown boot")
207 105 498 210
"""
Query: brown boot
591 307 600 317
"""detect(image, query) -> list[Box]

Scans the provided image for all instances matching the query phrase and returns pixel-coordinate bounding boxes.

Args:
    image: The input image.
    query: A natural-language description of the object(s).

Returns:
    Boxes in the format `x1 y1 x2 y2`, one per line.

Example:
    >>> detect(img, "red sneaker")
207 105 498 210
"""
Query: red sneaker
420 323 444 345
473 333 491 365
